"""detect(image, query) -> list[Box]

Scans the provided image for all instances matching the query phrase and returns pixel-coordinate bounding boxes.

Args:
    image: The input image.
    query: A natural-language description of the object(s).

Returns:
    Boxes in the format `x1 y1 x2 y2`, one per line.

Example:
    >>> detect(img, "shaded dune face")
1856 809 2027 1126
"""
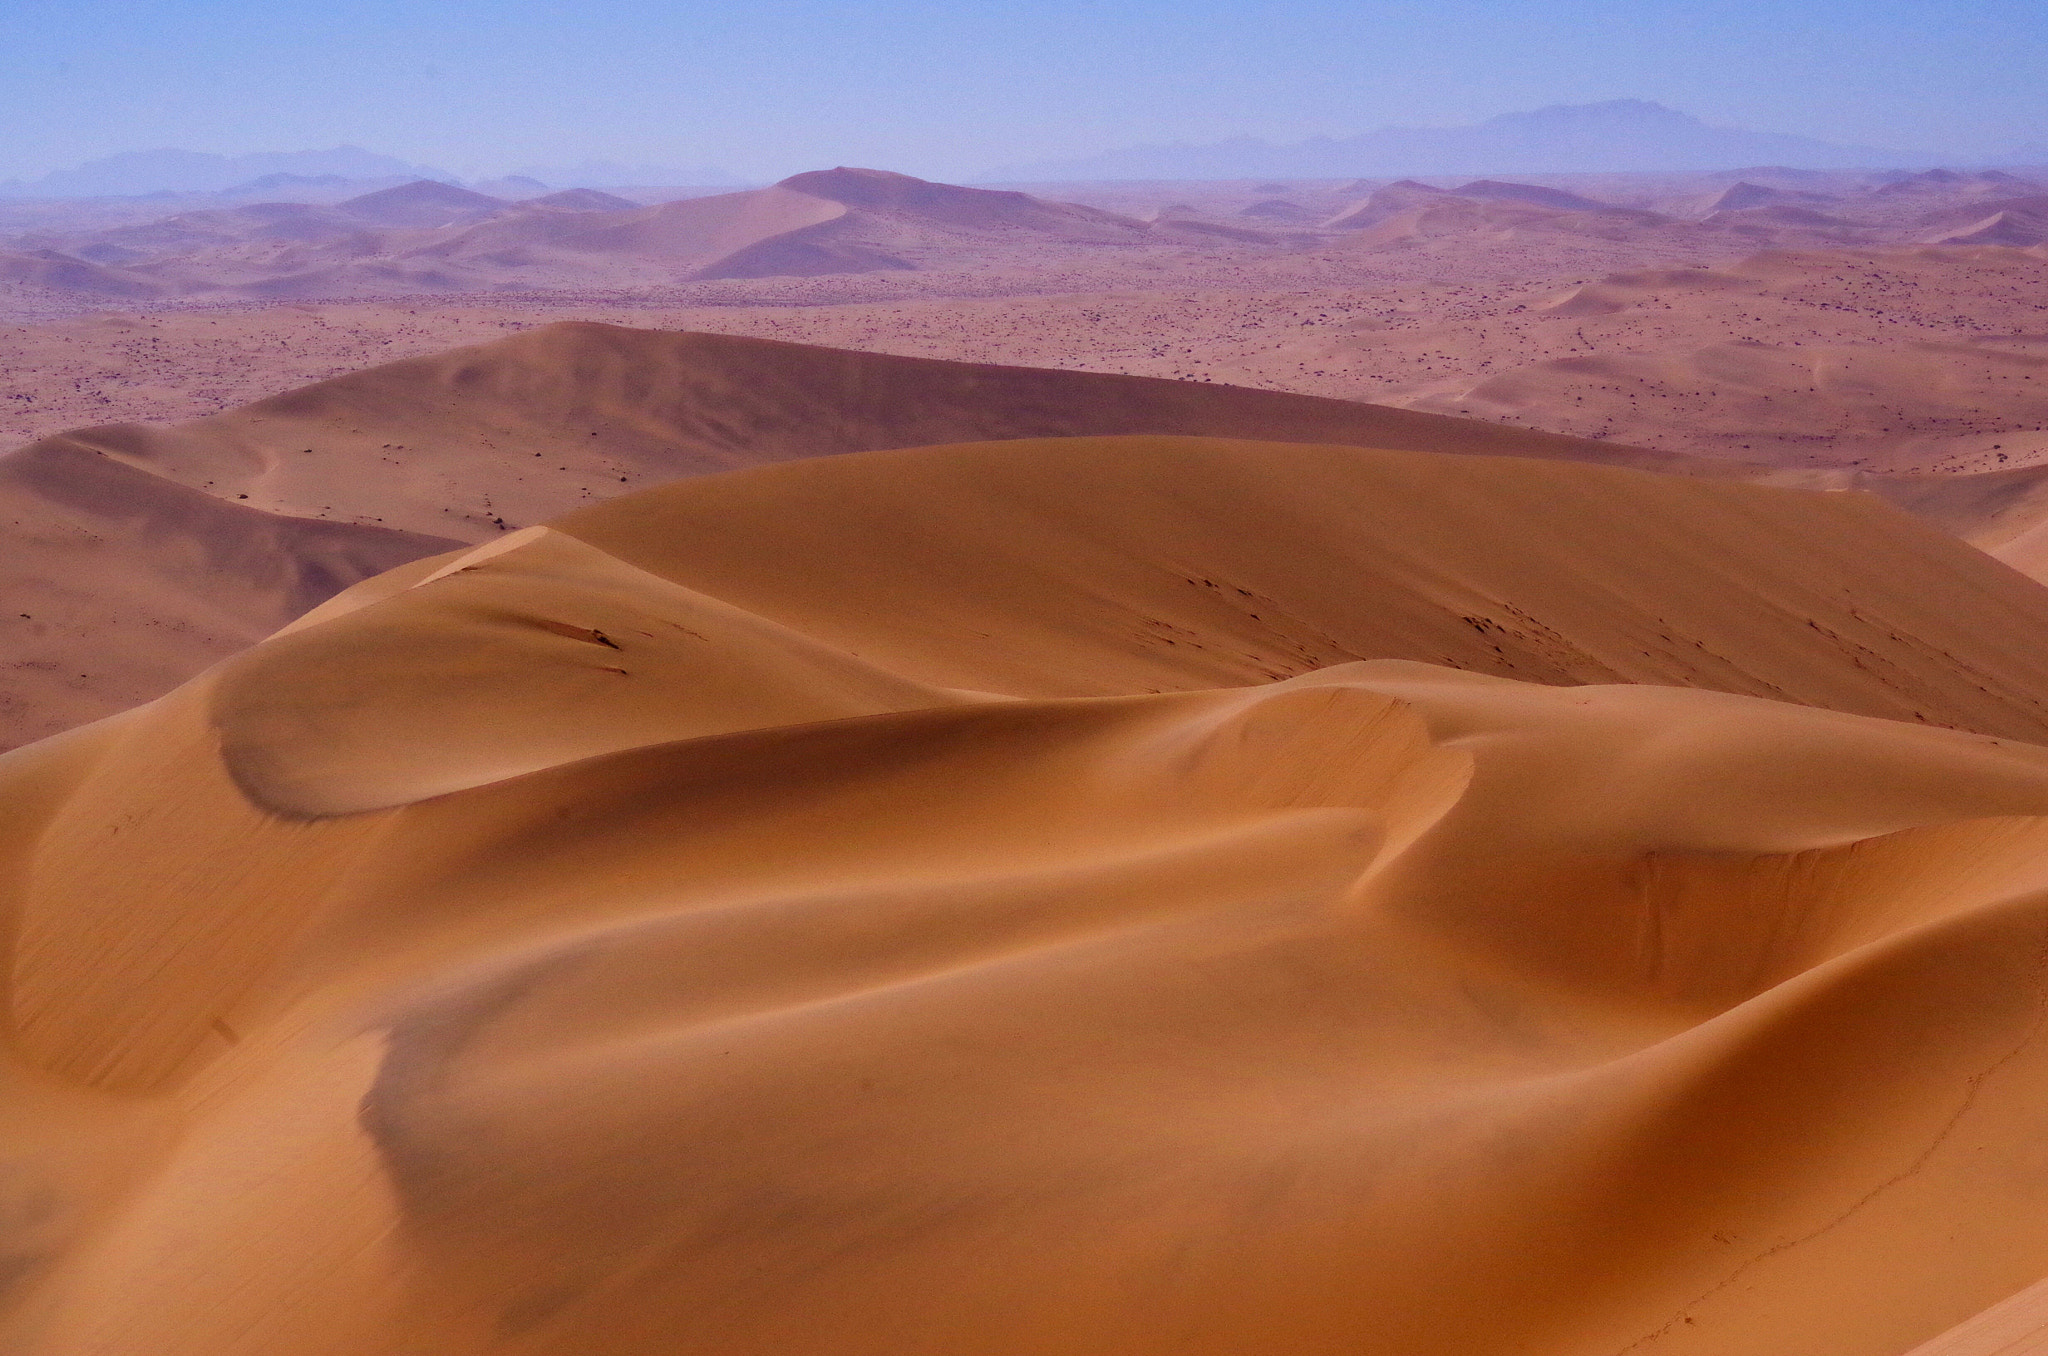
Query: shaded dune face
53 321 1719 545
0 437 457 748
11 440 2048 1354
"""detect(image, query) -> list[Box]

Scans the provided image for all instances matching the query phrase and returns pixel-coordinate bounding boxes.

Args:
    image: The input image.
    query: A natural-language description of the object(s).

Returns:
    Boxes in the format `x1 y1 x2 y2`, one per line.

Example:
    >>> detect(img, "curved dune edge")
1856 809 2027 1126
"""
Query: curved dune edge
9 437 2048 1353
214 524 984 816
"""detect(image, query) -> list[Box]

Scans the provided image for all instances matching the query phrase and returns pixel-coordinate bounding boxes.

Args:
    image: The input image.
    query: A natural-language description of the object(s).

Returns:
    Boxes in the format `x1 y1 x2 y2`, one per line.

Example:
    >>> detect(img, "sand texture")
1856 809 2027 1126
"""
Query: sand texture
0 435 454 746
0 325 1740 750
5 173 2043 644
9 436 2048 1353
15 322 2048 753
38 322 1730 541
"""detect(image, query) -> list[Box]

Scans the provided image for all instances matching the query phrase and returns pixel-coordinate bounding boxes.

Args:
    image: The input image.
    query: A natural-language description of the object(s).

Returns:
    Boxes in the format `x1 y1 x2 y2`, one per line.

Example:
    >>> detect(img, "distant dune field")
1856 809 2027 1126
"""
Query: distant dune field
5 167 2048 1353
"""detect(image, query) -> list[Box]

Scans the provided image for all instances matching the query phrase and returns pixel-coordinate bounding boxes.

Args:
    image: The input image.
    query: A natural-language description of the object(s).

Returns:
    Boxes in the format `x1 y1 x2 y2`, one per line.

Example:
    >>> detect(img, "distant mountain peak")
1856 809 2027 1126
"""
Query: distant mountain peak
1485 99 1697 127
979 100 1926 184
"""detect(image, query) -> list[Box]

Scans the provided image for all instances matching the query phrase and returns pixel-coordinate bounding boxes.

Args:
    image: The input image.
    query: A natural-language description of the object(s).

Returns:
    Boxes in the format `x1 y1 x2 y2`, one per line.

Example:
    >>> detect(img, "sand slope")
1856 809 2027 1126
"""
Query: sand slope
15 322 2048 749
11 437 2048 1354
44 322 1728 541
0 324 1737 750
0 437 455 745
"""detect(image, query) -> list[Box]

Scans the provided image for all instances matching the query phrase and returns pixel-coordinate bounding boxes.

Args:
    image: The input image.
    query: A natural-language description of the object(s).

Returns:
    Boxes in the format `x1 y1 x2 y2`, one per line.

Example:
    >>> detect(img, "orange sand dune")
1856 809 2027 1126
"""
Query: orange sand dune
17 322 2048 751
11 438 2048 1355
44 322 1727 542
546 437 2048 739
0 324 1743 750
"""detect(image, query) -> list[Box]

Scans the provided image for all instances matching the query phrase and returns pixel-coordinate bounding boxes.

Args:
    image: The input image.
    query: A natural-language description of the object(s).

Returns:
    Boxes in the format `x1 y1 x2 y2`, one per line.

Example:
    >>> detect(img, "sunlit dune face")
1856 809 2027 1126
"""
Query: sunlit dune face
10 437 2048 1354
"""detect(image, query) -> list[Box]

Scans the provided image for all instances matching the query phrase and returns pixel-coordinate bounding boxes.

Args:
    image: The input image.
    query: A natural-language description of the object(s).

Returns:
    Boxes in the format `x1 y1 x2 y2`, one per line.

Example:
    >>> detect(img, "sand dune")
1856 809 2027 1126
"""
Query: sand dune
401 167 1154 286
0 169 1207 300
20 320 2048 748
1700 203 1853 234
1452 178 1615 211
414 184 865 280
523 187 639 212
0 321 1753 750
546 438 2048 738
1925 210 2048 248
40 322 1726 541
1324 178 1663 242
1875 168 2031 197
0 325 1722 747
0 249 161 298
0 436 453 746
782 166 1147 240
2 163 2035 319
12 186 509 276
1239 198 1321 222
1900 1274 2048 1354
6 162 1927 311
12 436 2048 1354
8 170 2040 457
331 180 509 229
1683 181 1826 214
1323 178 1448 227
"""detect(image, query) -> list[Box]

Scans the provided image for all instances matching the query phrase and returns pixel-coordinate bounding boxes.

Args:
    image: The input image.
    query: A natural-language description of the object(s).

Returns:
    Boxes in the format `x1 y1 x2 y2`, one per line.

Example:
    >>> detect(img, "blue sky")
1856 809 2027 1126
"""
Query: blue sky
4 0 2044 180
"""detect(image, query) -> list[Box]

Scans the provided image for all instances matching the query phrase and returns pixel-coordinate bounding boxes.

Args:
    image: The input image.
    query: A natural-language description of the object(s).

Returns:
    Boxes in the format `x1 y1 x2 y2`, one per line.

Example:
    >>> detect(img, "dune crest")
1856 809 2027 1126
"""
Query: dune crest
214 525 977 815
9 436 2048 1353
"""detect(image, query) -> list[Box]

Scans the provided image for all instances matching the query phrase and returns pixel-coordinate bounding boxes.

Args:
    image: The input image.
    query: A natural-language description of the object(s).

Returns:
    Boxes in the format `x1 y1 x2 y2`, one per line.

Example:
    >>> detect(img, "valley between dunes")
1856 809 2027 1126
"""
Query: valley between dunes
8 428 2048 1353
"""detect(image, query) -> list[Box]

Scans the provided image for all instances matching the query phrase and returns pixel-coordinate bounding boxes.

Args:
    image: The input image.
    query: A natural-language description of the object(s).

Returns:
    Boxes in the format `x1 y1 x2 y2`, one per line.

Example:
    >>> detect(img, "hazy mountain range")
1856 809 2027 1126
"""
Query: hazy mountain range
0 148 748 200
9 101 2035 202
979 100 1955 182
0 147 461 199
